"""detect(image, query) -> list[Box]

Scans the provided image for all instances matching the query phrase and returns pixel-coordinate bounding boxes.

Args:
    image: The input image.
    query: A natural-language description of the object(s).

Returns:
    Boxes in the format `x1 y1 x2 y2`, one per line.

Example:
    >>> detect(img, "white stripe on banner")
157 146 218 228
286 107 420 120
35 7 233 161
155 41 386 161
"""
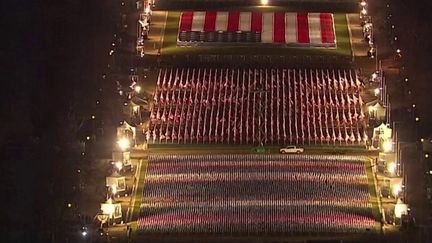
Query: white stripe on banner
308 13 322 45
215 12 228 31
285 13 297 44
239 12 251 31
191 11 205 31
261 12 273 43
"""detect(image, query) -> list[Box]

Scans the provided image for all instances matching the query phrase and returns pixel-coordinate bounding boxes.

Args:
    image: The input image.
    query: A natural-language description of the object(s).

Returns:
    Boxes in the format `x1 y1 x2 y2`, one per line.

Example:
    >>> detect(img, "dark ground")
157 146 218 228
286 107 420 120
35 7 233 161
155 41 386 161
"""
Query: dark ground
1 0 119 242
373 0 432 138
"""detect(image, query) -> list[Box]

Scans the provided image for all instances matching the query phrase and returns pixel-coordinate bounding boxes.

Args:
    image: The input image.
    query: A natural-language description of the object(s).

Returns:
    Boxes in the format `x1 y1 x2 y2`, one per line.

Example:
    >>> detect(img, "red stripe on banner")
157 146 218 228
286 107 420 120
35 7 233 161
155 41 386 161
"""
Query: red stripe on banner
297 13 310 43
204 11 217 32
320 13 335 44
251 12 262 32
227 11 240 31
273 12 285 43
180 11 194 31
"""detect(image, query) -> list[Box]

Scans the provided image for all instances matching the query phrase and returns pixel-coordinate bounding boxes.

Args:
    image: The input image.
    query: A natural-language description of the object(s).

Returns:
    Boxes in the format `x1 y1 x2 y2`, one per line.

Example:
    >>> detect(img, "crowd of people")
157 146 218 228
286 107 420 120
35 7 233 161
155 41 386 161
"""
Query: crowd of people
137 154 376 234
146 68 367 145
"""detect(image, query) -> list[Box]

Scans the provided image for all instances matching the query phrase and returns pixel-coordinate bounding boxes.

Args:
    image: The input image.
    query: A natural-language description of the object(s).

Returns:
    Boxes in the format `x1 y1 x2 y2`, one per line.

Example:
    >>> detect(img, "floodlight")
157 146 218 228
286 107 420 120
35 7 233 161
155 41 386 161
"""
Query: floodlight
134 85 141 93
383 140 393 152
117 138 130 151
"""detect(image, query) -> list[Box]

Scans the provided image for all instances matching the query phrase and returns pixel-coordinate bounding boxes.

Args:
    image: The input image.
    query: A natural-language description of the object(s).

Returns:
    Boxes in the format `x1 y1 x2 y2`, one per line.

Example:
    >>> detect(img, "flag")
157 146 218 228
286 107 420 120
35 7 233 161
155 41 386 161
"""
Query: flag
178 11 336 47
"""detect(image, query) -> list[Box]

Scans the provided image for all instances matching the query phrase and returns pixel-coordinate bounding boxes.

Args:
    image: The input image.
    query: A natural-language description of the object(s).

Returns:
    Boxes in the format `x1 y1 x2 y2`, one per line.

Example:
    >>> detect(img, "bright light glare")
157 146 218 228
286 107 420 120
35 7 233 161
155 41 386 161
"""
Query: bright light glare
391 183 401 197
81 231 88 237
374 88 380 96
133 105 140 112
368 106 376 113
361 8 367 15
394 203 408 218
261 0 269 5
383 140 393 152
134 85 141 93
117 138 130 151
371 73 378 79
101 203 115 217
387 162 396 175
360 1 367 7
115 161 123 170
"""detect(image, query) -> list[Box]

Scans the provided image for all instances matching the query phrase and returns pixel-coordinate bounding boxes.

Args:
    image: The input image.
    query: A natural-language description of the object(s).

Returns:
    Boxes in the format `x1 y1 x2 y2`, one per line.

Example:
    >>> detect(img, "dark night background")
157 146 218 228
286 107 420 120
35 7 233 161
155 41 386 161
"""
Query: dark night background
2 0 117 241
1 0 432 242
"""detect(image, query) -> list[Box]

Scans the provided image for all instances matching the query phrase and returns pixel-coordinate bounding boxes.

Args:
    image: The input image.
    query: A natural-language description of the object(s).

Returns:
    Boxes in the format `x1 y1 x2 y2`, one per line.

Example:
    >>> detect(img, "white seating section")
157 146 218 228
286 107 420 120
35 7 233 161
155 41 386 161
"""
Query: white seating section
146 68 367 145
137 154 376 234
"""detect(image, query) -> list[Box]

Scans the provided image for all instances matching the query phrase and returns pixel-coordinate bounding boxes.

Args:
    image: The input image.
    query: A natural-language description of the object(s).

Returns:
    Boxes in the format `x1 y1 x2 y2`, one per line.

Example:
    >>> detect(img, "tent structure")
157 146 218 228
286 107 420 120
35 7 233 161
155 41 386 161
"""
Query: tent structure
106 171 127 193
117 121 136 147
112 151 132 167
373 123 392 141
372 123 392 148
367 102 386 122
117 121 136 139
101 198 122 222
378 152 396 170
394 198 408 218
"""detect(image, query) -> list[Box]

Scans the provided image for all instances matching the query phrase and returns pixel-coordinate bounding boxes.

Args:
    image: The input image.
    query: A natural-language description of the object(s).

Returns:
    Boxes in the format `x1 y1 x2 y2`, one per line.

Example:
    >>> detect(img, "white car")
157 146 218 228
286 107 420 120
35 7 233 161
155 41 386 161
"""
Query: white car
279 146 304 154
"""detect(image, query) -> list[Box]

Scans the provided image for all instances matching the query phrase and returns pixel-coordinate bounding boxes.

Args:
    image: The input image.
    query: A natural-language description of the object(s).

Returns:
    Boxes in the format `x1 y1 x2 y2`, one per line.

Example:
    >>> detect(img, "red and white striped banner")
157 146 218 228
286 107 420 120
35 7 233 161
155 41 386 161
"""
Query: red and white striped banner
179 11 336 47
